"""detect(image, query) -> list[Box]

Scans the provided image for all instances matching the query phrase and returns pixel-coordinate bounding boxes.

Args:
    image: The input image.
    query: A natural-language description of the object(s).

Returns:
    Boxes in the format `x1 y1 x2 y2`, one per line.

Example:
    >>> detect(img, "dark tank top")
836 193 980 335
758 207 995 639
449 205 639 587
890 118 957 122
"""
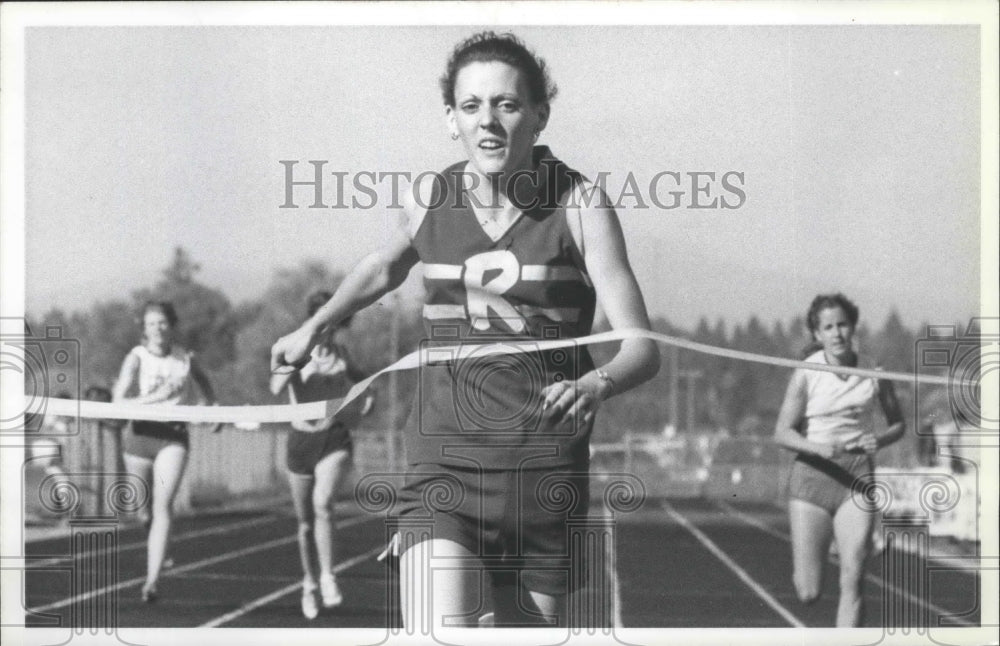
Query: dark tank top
405 146 597 470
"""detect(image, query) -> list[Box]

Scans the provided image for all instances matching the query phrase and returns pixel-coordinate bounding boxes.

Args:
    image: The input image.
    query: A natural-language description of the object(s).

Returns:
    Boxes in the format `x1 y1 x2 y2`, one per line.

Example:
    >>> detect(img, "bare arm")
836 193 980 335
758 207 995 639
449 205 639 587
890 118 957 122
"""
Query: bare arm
773 369 840 459
874 379 906 449
578 184 660 394
111 352 140 402
544 184 660 422
270 205 420 373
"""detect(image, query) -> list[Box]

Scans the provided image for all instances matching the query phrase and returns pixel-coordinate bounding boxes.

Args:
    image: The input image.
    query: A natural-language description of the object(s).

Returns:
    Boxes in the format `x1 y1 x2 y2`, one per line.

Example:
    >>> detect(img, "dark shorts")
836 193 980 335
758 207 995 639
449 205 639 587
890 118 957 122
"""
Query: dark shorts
398 464 590 596
123 421 189 461
789 452 875 515
286 424 353 476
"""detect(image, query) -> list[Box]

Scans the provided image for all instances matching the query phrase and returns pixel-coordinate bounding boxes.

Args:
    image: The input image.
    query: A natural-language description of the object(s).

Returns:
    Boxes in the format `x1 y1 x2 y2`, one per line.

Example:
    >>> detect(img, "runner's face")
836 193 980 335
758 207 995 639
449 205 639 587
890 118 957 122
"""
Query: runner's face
447 61 548 177
813 306 854 359
143 310 173 347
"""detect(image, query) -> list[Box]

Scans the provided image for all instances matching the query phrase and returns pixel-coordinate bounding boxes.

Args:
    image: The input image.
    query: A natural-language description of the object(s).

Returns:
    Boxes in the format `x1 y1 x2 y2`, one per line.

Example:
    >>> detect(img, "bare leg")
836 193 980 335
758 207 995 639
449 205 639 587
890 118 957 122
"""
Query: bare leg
122 453 153 528
399 538 483 632
833 497 873 627
312 449 351 576
492 575 565 626
288 471 318 585
789 498 834 606
145 444 188 593
527 590 565 626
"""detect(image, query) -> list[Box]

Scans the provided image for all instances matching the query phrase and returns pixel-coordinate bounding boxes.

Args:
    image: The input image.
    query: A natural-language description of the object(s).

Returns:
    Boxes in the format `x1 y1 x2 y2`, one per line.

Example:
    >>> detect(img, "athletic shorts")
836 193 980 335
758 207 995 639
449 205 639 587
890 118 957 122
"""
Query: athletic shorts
123 421 189 461
286 424 353 476
789 452 875 515
397 464 590 596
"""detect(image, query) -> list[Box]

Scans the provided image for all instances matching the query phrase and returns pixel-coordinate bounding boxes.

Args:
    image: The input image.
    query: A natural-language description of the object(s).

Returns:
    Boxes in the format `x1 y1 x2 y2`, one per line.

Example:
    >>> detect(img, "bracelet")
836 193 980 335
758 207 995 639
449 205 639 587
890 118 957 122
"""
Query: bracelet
594 368 616 397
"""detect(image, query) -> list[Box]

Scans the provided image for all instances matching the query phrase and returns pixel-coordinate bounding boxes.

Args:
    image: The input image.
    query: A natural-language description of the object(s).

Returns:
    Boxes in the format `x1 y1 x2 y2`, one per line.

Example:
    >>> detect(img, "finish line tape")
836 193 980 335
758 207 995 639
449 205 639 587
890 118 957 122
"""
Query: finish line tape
35 328 967 426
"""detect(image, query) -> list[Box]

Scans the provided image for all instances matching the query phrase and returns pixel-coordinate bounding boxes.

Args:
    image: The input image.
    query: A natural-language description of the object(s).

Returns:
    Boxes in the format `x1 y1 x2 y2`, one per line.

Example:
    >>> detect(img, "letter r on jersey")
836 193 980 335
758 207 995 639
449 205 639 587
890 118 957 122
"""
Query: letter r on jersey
464 250 526 333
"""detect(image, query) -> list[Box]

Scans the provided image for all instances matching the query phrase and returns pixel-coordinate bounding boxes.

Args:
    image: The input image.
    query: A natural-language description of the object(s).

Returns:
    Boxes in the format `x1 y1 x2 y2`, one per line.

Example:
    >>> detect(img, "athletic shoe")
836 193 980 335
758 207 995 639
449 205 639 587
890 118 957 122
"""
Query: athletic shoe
319 574 343 608
141 583 158 604
301 583 320 620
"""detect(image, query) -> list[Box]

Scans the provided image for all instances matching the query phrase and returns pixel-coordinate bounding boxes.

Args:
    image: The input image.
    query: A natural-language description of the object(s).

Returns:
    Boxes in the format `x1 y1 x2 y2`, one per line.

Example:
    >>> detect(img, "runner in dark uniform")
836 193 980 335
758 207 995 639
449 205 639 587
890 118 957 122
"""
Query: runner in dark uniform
270 291 369 619
271 31 660 627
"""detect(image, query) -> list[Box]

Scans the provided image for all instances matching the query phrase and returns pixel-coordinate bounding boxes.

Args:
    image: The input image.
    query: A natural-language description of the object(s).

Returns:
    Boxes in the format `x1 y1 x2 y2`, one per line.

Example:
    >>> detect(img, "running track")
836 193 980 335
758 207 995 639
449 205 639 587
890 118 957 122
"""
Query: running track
20 497 981 630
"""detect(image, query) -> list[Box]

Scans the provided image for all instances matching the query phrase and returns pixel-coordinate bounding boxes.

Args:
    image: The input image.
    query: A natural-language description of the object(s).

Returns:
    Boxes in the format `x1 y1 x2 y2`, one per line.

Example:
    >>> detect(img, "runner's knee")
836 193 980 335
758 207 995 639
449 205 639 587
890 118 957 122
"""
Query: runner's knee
312 496 334 522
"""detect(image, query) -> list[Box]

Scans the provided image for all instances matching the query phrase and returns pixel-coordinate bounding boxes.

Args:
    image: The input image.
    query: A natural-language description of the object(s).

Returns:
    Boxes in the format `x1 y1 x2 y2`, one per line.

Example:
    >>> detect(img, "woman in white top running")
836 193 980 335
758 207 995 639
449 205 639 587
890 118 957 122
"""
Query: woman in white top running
112 301 216 602
773 293 905 626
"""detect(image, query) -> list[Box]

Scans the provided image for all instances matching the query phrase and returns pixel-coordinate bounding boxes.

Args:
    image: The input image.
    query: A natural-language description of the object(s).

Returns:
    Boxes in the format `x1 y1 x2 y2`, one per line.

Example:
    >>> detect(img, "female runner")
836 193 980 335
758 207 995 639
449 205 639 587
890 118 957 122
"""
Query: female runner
773 293 905 626
113 301 216 602
271 32 659 627
270 291 370 619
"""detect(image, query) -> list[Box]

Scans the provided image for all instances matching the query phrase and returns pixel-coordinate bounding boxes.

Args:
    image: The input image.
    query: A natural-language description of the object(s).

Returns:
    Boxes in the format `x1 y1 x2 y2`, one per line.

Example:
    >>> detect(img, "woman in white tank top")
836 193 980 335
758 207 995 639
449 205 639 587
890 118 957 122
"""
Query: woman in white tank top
773 293 905 626
112 301 216 603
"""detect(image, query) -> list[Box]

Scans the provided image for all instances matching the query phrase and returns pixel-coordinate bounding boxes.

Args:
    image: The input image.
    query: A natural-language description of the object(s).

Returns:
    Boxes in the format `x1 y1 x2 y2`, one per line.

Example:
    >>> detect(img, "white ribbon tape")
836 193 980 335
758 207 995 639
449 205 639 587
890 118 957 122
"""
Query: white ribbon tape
37 328 963 427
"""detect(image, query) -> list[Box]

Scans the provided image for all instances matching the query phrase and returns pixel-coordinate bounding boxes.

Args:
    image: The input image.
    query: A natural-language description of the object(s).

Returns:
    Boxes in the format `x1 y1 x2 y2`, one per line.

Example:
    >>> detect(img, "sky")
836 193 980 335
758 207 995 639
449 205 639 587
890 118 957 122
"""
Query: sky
18 23 988 333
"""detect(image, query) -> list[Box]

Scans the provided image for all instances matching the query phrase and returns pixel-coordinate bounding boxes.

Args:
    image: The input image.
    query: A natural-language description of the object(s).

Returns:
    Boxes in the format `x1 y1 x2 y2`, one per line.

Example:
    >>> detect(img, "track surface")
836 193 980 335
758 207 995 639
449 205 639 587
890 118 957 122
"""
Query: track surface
21 497 980 629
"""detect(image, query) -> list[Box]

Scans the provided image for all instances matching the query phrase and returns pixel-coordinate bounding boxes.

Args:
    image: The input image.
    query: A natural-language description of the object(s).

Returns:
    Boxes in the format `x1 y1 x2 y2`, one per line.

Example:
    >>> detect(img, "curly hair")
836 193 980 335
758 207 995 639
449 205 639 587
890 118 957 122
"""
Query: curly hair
798 293 859 357
140 300 179 328
806 293 860 334
439 31 557 108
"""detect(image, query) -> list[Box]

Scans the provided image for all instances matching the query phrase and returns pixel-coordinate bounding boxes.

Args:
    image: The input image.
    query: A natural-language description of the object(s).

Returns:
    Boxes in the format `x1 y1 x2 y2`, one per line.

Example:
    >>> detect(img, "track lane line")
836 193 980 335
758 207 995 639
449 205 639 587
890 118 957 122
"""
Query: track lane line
27 511 291 568
661 500 806 628
748 500 980 573
200 545 383 627
27 514 374 614
713 500 975 627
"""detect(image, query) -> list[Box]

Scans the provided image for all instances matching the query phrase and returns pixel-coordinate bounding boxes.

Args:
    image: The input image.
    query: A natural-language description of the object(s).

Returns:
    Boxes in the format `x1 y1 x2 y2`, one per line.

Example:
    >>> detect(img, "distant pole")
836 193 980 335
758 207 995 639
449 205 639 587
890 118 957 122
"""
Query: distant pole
685 374 694 433
683 371 702 433
669 346 679 431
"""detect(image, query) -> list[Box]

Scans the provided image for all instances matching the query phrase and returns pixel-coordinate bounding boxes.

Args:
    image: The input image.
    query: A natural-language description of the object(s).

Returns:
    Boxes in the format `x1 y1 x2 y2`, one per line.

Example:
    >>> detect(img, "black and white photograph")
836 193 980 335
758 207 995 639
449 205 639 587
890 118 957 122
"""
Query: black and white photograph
1 2 997 645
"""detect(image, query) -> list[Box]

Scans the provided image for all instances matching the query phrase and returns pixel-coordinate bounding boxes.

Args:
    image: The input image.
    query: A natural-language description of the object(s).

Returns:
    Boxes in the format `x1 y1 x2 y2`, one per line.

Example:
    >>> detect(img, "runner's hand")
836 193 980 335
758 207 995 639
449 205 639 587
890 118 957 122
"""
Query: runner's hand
844 433 877 454
541 373 607 427
820 441 847 460
270 325 318 374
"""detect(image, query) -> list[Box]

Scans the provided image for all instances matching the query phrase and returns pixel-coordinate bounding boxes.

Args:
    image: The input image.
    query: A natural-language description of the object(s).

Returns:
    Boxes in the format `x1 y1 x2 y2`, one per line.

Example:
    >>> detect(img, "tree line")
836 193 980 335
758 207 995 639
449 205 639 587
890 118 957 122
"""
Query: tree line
29 248 961 466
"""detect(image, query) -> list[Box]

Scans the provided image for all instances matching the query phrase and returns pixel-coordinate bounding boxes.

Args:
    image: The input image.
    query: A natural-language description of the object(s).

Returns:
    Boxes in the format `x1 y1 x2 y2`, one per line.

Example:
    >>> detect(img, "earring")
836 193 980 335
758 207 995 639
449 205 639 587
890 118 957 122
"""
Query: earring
450 132 459 141
533 130 540 141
